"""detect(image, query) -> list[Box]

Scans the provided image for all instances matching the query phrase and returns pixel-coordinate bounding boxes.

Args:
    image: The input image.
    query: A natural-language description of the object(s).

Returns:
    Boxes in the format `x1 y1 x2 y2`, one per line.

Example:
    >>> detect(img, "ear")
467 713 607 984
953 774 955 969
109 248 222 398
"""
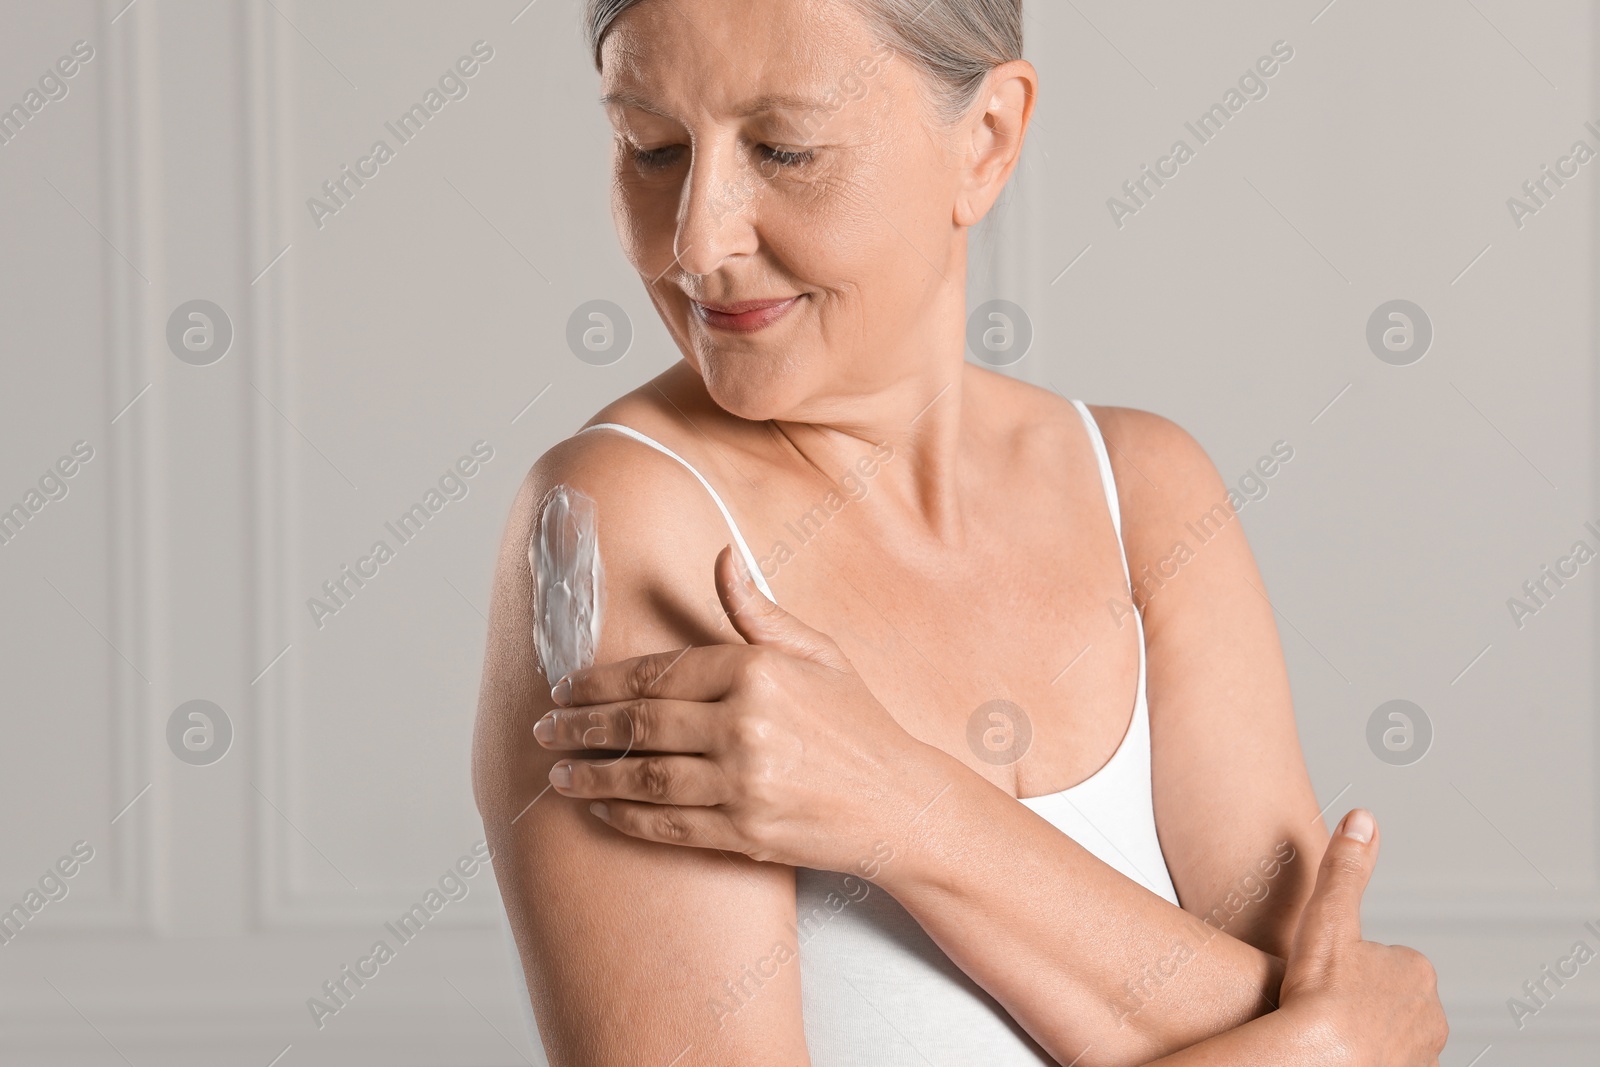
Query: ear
954 59 1038 228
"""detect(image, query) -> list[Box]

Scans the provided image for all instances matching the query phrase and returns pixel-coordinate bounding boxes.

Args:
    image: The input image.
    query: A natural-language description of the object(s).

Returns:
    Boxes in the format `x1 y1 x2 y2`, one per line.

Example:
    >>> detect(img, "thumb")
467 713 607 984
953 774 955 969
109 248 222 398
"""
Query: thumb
714 545 848 670
1292 808 1379 965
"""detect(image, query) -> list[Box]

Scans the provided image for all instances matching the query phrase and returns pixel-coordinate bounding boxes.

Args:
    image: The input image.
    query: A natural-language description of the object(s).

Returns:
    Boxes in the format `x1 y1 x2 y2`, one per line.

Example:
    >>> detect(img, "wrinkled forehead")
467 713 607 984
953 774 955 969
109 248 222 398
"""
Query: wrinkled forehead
599 0 878 123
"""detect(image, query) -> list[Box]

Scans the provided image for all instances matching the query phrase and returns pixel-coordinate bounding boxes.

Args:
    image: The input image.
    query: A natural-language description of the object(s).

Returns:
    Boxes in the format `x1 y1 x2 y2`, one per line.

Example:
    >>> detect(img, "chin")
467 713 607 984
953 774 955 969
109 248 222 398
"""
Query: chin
698 356 807 422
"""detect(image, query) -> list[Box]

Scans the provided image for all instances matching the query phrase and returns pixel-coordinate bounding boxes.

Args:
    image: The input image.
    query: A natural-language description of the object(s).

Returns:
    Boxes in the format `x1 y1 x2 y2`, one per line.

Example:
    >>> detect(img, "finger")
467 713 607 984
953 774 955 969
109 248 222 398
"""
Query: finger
586 798 741 852
715 545 850 671
533 699 721 753
550 753 729 806
554 643 743 707
1293 808 1380 960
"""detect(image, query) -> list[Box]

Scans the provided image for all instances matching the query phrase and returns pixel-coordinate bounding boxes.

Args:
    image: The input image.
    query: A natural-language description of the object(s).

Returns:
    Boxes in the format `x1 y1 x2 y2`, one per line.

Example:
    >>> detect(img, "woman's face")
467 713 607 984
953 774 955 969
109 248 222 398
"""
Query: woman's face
599 0 983 423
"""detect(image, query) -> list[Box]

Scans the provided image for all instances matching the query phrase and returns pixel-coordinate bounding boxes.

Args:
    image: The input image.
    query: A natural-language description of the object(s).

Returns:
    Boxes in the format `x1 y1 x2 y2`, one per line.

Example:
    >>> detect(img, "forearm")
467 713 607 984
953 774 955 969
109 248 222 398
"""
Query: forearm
877 747 1285 1067
1136 1005 1346 1067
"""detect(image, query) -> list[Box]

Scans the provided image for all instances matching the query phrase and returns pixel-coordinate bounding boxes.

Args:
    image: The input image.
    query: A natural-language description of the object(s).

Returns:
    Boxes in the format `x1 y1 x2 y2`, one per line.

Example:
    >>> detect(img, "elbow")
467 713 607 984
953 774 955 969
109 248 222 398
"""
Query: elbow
1076 1027 1168 1067
1019 995 1177 1067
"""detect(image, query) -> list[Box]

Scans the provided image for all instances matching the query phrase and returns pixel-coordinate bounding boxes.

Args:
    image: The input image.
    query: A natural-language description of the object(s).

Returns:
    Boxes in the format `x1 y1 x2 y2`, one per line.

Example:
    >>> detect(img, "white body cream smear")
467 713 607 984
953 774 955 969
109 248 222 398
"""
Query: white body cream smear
529 484 604 685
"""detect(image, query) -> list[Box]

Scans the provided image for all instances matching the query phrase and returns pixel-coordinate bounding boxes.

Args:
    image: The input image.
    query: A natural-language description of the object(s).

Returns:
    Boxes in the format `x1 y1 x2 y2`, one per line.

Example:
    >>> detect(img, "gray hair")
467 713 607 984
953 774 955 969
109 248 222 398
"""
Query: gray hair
581 0 1024 129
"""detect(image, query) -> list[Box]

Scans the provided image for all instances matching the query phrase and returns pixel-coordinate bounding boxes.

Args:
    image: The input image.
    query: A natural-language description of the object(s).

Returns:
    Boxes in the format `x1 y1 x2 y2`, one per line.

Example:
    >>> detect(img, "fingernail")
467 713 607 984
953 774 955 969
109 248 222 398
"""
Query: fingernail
549 762 571 789
1342 808 1374 843
551 677 571 706
532 714 554 744
589 801 608 820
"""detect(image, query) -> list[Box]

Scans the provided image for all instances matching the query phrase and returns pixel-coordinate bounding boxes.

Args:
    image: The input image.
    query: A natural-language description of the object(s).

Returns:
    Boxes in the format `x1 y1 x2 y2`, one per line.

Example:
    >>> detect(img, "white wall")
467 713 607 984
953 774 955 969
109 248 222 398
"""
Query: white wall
0 1 1594 1063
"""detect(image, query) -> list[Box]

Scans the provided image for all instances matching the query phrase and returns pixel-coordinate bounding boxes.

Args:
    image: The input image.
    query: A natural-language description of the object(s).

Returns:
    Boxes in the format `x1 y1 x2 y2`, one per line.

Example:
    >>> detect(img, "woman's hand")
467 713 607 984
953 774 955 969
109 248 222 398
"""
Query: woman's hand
1273 809 1449 1067
533 545 942 871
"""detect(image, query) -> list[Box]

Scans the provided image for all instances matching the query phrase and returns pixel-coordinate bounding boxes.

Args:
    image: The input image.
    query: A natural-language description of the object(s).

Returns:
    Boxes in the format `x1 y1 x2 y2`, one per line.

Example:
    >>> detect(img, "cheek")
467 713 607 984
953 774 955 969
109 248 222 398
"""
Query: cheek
610 170 670 271
793 189 877 269
765 163 903 310
810 142 948 290
784 178 935 348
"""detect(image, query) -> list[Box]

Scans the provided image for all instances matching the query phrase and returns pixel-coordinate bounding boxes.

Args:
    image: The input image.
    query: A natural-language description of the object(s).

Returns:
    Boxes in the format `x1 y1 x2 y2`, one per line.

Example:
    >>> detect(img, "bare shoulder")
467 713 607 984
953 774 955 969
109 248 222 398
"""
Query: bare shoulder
512 371 748 609
486 411 754 707
1082 404 1223 498
1084 407 1318 955
1078 404 1241 603
971 370 1219 491
472 387 807 1062
962 368 1224 517
526 419 730 581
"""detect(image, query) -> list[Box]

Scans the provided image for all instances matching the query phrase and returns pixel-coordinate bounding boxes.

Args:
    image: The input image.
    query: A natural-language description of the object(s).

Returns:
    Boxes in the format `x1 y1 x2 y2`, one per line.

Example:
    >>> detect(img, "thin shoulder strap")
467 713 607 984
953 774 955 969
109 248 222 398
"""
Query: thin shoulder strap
576 422 778 603
1068 400 1133 592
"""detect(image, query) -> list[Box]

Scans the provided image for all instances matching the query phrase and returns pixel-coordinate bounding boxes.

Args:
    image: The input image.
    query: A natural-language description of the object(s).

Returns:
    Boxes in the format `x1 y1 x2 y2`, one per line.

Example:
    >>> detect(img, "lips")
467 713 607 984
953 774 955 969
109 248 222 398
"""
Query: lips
695 297 797 314
692 295 803 333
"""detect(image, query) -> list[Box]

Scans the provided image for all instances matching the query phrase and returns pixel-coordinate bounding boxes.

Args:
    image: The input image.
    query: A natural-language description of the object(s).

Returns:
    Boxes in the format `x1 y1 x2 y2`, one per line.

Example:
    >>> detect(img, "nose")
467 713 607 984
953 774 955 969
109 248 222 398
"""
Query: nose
674 135 761 277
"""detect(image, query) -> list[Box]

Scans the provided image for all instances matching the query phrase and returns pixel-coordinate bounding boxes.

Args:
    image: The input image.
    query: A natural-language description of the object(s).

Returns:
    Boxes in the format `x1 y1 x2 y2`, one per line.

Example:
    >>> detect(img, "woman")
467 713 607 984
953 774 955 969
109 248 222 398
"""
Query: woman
471 0 1448 1063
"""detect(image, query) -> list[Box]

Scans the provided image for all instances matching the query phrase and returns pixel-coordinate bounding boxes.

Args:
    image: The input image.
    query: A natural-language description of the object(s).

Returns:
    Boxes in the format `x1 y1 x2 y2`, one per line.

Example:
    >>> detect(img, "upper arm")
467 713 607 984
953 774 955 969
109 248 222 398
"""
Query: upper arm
471 435 809 1066
1091 405 1323 959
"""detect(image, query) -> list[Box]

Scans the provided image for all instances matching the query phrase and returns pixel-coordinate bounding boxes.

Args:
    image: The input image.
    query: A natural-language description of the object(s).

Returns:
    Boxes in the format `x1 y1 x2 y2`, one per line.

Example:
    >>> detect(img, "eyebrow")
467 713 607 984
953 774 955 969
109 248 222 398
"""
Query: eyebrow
598 88 829 119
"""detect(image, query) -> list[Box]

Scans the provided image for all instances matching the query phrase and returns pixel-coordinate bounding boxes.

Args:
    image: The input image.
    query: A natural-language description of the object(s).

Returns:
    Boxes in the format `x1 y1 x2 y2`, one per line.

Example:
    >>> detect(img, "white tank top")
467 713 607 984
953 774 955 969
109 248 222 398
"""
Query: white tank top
502 400 1179 1063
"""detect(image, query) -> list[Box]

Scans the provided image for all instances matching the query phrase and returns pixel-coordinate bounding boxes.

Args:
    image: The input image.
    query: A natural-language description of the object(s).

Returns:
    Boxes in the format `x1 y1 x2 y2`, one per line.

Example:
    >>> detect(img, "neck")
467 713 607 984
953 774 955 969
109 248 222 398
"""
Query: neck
773 335 976 550
700 237 980 547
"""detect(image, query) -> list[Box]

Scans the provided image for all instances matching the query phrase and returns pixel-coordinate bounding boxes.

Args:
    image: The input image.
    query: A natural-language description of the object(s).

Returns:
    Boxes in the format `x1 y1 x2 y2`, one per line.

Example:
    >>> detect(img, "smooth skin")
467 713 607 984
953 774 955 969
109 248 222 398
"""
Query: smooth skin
535 544 1445 1065
470 0 1447 1063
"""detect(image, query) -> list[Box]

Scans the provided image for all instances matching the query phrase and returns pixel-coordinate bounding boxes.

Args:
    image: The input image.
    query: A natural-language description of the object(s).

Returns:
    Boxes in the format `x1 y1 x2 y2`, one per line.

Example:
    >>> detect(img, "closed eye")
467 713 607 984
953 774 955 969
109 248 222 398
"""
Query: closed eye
760 145 814 168
629 144 815 171
630 145 680 170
